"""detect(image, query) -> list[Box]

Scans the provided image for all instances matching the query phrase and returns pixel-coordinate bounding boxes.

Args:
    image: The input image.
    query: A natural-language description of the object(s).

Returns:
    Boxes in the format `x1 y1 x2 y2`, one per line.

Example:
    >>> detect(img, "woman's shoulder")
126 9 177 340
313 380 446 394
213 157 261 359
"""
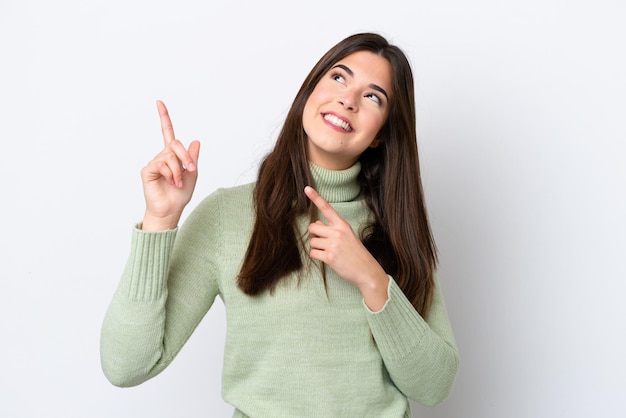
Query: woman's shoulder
214 181 256 203
183 182 256 231
194 181 256 213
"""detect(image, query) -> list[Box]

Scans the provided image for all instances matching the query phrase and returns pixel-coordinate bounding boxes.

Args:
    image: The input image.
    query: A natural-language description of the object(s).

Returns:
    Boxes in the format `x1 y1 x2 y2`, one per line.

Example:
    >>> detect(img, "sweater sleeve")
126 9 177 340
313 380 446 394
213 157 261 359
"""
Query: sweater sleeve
364 272 459 407
100 192 223 387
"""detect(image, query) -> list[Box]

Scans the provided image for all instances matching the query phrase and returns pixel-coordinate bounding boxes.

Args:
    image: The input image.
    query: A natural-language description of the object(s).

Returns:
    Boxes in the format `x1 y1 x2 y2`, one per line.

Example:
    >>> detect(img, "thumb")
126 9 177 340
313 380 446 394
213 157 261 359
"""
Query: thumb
188 140 201 170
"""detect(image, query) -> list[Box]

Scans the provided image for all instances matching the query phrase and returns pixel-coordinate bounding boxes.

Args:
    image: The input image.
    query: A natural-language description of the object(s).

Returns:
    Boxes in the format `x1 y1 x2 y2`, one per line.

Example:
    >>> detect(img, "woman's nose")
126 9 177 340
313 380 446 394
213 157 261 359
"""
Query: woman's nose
338 90 358 111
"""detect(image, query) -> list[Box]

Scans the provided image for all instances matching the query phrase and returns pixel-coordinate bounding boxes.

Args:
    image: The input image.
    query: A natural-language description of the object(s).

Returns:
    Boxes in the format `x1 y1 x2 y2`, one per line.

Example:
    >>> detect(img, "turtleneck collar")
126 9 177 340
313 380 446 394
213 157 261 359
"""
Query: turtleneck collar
309 161 362 203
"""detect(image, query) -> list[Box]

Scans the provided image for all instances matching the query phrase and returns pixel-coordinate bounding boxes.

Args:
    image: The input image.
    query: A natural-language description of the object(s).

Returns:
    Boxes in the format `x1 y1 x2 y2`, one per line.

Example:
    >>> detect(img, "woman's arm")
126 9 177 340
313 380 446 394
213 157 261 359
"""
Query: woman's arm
100 193 223 387
365 272 459 407
304 185 459 405
100 100 220 386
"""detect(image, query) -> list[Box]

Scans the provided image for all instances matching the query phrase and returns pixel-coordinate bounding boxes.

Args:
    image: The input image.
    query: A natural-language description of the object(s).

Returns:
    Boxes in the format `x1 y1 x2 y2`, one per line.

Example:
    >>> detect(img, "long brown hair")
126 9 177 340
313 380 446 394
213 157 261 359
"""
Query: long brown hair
237 33 437 315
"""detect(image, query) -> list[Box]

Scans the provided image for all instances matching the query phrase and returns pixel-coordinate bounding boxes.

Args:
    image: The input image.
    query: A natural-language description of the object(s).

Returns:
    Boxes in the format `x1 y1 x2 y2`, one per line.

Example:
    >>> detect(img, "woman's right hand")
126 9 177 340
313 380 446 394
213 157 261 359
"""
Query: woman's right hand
140 100 200 231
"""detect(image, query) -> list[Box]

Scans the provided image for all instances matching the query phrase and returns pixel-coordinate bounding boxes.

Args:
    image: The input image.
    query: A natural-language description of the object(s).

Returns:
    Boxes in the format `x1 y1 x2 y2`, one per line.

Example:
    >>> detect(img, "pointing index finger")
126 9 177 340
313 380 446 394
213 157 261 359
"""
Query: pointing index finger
304 186 340 224
156 100 175 145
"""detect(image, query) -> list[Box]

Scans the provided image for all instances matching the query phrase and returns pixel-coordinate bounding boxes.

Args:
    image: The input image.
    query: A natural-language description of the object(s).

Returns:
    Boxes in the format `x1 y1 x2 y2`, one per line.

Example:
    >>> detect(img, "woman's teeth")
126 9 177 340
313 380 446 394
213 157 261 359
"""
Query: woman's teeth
324 114 352 132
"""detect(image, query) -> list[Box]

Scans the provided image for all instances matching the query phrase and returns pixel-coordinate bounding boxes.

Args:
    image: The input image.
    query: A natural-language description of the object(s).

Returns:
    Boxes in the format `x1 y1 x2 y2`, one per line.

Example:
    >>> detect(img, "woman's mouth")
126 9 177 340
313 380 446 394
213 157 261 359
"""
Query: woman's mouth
323 113 353 132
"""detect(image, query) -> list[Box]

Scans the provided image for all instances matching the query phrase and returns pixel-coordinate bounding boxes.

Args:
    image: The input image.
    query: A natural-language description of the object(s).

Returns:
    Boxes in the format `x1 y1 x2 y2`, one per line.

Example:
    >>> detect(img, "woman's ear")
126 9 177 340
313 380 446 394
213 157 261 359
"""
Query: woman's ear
369 136 382 149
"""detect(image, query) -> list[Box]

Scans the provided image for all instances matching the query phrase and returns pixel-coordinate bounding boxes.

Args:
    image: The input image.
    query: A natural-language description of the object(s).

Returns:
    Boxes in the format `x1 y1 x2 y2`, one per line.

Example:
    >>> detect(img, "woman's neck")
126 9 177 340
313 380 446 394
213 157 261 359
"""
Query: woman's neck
309 161 361 203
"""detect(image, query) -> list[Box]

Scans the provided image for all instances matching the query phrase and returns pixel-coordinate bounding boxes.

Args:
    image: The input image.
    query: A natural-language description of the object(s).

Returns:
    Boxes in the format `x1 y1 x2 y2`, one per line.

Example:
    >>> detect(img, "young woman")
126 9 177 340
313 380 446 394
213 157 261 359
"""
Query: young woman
101 32 459 417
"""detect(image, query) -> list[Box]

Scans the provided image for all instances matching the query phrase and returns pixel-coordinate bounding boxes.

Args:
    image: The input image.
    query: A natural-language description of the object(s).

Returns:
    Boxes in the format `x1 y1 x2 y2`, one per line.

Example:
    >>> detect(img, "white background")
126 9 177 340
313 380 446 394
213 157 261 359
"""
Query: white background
1 0 624 417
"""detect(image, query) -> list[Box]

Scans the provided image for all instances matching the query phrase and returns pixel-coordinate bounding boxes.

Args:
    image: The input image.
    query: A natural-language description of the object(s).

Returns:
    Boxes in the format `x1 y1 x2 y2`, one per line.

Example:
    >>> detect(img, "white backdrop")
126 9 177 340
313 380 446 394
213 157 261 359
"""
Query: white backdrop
1 0 624 417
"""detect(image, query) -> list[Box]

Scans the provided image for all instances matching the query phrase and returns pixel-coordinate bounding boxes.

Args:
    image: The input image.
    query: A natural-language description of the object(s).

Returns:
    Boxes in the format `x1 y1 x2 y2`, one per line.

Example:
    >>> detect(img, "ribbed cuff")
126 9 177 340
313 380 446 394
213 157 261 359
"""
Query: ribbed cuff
125 226 177 302
364 277 428 361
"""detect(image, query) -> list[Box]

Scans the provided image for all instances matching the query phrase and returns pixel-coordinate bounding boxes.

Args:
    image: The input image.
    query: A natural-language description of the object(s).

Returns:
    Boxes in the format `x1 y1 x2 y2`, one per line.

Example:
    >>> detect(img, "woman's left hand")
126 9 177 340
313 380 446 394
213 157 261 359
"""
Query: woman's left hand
304 186 389 310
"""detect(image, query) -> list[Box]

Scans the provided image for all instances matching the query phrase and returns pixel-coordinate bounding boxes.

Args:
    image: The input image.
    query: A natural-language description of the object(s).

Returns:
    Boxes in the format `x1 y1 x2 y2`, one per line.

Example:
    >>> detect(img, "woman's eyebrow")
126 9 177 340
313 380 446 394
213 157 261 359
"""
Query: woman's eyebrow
332 64 354 77
332 64 389 101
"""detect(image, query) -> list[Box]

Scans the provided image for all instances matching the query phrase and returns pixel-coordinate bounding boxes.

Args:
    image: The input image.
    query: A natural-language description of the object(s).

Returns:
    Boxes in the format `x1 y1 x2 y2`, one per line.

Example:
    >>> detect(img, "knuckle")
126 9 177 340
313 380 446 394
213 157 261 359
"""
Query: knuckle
155 161 170 175
164 152 181 166
165 139 179 151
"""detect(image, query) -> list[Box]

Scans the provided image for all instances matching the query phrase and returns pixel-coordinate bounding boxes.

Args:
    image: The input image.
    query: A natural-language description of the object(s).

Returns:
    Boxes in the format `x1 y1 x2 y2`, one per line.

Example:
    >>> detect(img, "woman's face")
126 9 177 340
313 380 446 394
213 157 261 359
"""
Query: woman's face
302 50 392 170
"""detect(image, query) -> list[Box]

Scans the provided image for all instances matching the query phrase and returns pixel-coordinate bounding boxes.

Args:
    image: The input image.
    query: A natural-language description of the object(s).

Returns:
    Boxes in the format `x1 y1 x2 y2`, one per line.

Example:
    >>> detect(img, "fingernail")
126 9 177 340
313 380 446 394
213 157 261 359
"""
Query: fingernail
188 162 196 171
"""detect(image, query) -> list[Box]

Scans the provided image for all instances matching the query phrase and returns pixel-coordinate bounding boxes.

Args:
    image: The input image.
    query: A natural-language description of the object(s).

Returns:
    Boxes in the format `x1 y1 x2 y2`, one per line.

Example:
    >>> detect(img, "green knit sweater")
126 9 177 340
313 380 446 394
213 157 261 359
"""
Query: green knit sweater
100 162 459 417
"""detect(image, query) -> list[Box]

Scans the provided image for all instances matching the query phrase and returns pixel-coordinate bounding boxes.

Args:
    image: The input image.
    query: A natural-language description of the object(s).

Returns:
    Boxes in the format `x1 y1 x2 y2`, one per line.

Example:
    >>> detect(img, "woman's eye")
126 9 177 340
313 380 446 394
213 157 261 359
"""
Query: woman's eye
366 93 382 105
332 73 345 83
